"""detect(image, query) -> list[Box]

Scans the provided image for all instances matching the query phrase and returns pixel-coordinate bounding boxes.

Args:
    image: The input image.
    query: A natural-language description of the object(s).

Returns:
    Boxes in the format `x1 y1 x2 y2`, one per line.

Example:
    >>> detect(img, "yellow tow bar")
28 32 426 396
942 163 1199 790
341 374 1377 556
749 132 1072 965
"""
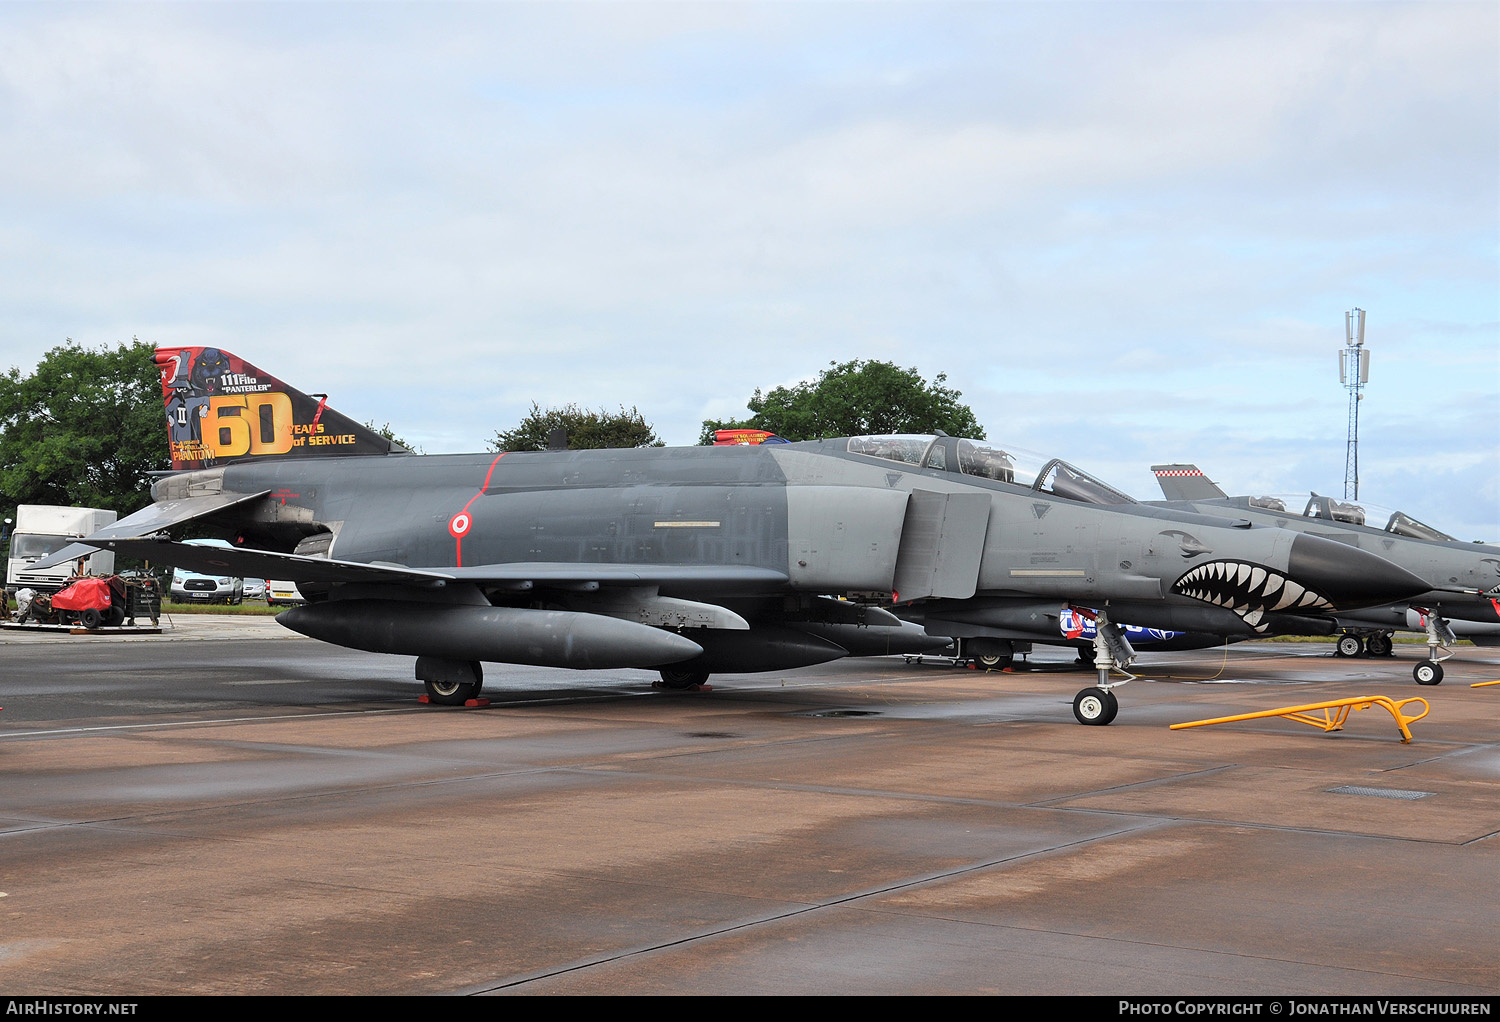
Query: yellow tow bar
1471 680 1500 689
1171 695 1431 743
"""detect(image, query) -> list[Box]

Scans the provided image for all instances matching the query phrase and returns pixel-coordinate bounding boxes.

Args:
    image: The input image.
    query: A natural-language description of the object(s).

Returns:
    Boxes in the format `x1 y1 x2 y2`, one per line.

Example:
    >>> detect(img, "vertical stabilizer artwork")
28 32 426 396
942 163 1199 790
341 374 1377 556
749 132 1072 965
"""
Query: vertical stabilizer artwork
157 347 399 471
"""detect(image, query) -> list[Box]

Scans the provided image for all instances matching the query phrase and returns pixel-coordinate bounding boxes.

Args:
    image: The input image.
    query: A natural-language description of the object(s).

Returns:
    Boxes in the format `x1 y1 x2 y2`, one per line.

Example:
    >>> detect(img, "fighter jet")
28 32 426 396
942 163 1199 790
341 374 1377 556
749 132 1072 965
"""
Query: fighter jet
38 348 1427 726
1151 465 1500 683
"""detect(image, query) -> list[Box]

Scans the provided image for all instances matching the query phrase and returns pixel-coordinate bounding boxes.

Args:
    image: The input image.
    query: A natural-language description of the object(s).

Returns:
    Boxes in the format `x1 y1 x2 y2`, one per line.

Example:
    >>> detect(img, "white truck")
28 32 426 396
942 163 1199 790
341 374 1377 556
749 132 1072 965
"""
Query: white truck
6 504 118 594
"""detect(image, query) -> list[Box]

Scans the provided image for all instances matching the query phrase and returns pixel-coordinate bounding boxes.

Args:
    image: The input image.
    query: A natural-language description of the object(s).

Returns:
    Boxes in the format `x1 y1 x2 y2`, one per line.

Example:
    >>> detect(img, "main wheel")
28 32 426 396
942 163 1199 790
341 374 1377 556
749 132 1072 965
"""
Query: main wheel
79 608 103 630
1366 633 1394 658
1073 687 1118 726
1336 634 1364 658
423 677 482 705
1414 661 1444 686
976 653 1012 669
659 667 710 690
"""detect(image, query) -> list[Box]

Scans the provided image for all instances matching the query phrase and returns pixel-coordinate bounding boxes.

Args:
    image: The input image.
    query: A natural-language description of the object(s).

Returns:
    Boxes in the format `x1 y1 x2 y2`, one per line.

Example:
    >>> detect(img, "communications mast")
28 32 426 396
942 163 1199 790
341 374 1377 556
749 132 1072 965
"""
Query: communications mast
1339 308 1369 500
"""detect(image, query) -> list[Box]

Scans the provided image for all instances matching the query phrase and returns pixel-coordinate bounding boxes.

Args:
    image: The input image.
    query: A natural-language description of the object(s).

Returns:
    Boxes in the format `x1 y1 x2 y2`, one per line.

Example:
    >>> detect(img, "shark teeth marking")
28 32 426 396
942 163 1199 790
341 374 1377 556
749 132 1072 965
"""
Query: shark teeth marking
1173 559 1332 630
1272 580 1304 611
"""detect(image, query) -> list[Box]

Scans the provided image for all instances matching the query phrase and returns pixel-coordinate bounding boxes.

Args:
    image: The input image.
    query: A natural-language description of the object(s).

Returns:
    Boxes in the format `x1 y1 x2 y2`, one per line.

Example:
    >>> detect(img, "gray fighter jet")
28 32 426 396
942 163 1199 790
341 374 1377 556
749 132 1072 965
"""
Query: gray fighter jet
1151 465 1500 683
38 348 1427 726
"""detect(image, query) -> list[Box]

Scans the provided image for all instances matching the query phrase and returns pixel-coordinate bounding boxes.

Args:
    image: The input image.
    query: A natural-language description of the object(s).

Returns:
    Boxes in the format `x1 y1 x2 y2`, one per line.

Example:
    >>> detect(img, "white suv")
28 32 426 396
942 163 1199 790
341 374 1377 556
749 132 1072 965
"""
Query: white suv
170 568 244 604
168 539 244 604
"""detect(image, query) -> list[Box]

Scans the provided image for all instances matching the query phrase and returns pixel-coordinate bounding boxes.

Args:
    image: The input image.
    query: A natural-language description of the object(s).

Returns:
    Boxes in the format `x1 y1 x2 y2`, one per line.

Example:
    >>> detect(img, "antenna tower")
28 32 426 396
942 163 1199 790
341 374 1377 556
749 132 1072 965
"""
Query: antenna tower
1339 309 1369 500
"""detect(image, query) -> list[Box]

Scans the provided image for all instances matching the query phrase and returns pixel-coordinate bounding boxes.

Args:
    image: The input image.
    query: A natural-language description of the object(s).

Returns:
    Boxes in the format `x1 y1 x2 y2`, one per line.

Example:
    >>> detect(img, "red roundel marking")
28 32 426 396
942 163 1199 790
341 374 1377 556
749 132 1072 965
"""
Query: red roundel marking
448 512 472 539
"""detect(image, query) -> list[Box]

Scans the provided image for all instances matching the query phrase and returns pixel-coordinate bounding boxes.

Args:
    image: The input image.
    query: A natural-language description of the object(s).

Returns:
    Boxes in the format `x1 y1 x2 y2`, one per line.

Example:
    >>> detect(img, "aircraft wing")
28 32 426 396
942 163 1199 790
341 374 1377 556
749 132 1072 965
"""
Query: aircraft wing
28 491 275 571
75 536 791 593
447 563 789 592
1151 465 1228 501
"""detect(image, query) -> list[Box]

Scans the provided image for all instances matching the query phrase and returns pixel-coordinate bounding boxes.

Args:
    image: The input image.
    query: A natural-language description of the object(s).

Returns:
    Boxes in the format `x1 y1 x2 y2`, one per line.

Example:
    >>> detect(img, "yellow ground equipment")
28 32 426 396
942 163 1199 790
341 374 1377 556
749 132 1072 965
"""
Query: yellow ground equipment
1171 695 1430 743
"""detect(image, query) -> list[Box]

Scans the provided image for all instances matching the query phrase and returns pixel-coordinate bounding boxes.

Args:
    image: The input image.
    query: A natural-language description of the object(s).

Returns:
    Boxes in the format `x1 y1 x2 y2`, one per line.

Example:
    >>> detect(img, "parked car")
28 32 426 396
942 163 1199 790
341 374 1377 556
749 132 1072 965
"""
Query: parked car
169 539 244 604
242 578 267 601
266 580 304 606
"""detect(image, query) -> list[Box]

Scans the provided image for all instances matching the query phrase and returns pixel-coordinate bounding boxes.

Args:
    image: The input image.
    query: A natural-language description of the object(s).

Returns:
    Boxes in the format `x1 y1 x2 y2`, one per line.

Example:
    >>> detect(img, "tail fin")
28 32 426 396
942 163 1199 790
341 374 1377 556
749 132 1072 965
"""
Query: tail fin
156 347 405 471
1151 464 1228 501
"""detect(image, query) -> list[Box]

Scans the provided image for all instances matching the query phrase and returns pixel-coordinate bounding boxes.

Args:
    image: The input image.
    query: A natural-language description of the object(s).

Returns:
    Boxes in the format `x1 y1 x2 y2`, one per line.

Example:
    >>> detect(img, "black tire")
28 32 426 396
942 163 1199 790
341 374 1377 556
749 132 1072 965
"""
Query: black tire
1414 662 1444 686
79 608 103 630
1336 634 1364 658
1366 633 1394 658
423 677 482 705
1073 687 1117 726
976 654 1012 669
659 667 710 690
106 605 126 627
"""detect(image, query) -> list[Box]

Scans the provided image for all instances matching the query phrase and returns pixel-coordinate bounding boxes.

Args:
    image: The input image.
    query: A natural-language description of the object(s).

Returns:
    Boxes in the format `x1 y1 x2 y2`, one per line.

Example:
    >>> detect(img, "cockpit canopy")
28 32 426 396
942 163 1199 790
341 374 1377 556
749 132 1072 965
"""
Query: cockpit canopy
1243 491 1456 542
846 435 1136 506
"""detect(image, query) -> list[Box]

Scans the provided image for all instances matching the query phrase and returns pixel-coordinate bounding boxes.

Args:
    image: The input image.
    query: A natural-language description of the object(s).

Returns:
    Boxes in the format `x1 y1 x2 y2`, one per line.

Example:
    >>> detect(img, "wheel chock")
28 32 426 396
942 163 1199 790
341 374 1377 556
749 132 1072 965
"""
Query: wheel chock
417 695 491 707
1171 695 1431 743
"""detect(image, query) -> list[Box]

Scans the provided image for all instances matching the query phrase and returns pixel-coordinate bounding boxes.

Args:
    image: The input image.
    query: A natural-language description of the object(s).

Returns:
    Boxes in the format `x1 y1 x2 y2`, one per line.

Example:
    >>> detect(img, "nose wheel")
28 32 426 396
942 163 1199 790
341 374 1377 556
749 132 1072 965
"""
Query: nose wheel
1413 661 1444 685
1073 687 1119 725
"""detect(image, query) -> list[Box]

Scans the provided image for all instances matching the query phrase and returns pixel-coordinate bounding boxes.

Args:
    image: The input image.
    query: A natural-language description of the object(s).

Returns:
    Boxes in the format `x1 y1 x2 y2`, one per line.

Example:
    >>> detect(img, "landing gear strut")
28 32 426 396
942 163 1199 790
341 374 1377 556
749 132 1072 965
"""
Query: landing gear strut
1072 609 1135 726
1412 611 1454 686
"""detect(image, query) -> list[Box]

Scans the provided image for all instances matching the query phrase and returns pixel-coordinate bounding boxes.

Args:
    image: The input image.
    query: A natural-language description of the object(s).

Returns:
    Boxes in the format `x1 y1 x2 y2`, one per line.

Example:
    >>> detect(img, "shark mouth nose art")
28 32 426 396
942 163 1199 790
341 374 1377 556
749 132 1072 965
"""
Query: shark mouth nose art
1173 560 1332 631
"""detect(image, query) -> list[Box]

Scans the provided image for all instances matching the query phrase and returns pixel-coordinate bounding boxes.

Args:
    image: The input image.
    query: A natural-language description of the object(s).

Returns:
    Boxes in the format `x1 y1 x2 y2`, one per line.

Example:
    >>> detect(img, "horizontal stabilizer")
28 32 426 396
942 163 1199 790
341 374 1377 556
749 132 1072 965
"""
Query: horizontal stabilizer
28 491 273 570
82 537 453 586
1151 464 1228 501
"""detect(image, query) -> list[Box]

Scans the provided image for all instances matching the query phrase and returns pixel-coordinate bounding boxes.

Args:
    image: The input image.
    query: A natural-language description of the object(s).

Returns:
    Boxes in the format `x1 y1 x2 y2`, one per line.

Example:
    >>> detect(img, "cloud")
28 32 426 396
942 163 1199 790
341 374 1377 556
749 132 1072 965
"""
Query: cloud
0 1 1493 537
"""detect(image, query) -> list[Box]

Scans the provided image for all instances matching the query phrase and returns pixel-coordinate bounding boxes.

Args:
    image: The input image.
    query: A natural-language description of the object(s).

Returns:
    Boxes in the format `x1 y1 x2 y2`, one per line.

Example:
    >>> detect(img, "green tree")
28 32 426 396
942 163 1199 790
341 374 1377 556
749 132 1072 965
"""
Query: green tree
490 403 664 452
0 338 168 528
700 360 985 443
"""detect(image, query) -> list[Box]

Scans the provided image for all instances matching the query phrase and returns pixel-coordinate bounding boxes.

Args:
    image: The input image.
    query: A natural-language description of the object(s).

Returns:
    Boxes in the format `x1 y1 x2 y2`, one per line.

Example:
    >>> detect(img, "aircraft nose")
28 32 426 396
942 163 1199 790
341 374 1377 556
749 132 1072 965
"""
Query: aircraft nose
1287 533 1429 610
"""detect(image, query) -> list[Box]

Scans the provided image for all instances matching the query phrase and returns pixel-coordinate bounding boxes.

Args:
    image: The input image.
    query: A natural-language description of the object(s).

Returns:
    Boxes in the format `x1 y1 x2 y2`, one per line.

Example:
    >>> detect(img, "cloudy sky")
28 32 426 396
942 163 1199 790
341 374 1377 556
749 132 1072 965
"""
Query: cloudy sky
2 2 1496 538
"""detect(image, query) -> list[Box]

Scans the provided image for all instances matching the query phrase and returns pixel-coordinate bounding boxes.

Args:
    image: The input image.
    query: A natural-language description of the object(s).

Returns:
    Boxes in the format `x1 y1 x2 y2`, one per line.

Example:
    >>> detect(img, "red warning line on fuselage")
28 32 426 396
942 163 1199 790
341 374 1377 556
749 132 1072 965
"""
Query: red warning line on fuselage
451 452 506 567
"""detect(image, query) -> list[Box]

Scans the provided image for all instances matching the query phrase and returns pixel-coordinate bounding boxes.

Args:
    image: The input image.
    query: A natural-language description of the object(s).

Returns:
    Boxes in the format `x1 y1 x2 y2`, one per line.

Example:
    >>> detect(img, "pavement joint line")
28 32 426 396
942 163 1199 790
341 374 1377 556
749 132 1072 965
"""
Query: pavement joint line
544 764 1495 846
466 817 1172 994
0 706 416 739
1023 763 1241 806
827 910 1487 993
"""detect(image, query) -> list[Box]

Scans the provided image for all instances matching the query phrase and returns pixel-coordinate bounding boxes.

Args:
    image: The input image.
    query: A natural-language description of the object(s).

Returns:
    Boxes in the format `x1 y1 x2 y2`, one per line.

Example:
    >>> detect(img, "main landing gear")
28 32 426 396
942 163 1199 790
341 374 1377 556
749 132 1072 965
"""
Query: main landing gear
1072 609 1136 726
417 657 484 705
1333 631 1395 658
658 667 710 690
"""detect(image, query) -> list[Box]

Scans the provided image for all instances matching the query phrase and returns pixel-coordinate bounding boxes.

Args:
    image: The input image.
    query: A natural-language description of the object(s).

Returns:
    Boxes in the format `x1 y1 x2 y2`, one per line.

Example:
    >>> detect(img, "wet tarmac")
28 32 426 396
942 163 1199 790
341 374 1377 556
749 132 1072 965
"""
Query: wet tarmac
0 620 1496 995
